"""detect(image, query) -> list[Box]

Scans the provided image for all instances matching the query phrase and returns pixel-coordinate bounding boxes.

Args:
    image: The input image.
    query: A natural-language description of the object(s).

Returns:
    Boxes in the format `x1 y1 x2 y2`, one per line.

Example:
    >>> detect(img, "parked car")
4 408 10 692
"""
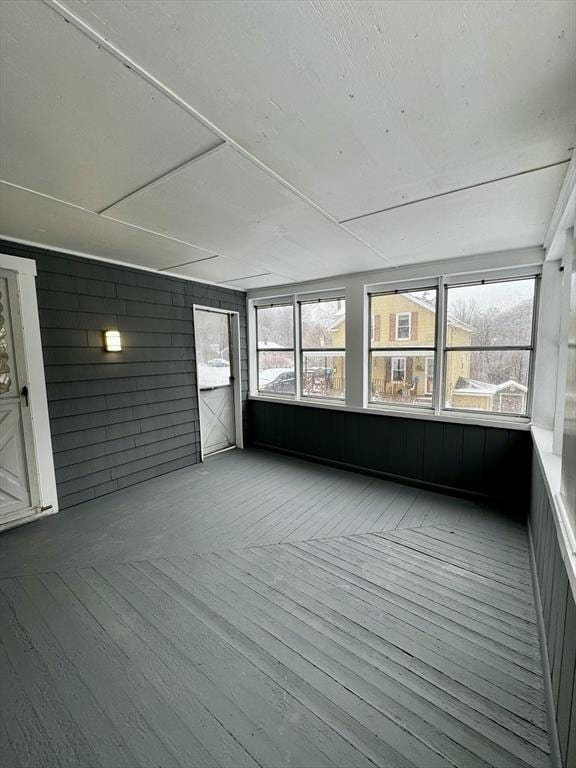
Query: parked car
262 370 296 393
206 358 229 367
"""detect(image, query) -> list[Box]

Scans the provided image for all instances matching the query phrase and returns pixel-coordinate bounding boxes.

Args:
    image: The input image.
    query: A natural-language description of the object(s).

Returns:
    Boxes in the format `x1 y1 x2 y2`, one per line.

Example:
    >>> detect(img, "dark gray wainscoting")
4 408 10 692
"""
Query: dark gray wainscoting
530 452 576 768
0 239 247 509
249 399 532 506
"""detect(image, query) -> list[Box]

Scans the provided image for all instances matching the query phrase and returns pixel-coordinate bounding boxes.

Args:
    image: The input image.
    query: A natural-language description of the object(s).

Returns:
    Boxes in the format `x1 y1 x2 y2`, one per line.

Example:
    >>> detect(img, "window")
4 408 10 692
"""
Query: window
396 312 411 340
251 269 538 423
196 310 231 389
391 357 406 381
444 276 537 416
300 298 345 399
369 288 437 407
256 304 295 394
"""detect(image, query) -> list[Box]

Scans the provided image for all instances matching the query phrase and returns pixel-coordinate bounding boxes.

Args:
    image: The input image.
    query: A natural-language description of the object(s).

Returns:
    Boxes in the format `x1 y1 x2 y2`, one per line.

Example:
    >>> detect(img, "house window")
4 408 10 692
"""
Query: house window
444 276 537 416
300 298 345 399
391 357 406 381
369 288 437 407
396 312 411 340
256 304 295 394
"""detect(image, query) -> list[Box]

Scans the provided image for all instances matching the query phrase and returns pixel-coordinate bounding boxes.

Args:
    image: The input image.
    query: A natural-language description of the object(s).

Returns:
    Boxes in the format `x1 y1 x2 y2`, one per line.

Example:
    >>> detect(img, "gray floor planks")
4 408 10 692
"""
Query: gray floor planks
0 448 552 767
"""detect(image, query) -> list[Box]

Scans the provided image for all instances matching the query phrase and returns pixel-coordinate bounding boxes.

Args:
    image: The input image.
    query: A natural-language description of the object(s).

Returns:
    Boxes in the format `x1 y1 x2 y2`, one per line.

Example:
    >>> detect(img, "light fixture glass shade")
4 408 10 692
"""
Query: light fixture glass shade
104 330 122 352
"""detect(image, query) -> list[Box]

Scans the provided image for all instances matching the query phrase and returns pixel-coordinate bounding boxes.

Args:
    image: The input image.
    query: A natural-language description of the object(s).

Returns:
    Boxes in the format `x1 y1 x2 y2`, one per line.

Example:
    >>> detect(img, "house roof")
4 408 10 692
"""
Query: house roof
257 340 284 349
453 377 528 395
329 294 474 333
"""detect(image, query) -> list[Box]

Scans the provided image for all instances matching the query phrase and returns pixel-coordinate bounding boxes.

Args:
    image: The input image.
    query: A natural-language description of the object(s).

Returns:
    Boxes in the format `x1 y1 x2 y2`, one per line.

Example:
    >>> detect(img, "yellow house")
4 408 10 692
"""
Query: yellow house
330 293 472 404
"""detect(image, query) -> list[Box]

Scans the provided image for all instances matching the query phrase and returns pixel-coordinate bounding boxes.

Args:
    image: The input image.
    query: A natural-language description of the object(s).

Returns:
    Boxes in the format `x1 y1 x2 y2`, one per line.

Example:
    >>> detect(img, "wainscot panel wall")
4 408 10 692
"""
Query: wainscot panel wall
530 452 576 768
249 399 532 507
0 240 247 509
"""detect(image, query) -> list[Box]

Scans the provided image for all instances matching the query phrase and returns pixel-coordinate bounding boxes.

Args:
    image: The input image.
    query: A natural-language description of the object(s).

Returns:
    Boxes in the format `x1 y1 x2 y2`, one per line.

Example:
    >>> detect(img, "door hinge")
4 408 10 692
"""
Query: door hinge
21 385 29 407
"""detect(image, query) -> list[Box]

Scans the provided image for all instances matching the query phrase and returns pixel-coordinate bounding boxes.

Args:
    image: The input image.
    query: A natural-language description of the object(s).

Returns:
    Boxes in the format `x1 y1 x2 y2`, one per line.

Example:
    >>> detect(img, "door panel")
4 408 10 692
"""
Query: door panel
0 403 31 514
200 387 235 454
0 272 36 527
195 308 236 456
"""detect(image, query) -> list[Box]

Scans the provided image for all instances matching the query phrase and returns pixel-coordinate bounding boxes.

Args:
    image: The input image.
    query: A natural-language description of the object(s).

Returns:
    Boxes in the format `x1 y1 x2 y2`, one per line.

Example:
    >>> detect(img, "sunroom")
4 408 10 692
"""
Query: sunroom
0 1 574 767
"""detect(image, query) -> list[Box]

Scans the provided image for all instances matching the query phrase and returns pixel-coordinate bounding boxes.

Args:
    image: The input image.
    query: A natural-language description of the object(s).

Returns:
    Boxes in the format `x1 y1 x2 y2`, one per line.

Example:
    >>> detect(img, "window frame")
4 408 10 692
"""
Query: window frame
367 285 438 410
248 263 541 429
255 302 296 397
441 274 539 418
299 296 346 401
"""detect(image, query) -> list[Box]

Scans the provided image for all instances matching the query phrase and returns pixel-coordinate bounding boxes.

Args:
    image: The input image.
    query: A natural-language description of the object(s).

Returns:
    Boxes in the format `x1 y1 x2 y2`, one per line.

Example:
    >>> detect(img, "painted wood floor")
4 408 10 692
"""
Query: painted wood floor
0 449 551 767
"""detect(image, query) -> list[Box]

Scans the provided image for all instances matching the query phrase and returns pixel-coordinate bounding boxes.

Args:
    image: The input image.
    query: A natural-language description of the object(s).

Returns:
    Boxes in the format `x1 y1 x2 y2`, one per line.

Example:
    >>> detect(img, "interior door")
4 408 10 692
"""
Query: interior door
195 309 236 456
0 270 38 527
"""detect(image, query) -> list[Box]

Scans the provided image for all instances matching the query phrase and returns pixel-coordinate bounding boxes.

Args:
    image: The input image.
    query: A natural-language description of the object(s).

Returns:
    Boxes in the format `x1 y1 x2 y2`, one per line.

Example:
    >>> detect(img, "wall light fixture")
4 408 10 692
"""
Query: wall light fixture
103 330 122 352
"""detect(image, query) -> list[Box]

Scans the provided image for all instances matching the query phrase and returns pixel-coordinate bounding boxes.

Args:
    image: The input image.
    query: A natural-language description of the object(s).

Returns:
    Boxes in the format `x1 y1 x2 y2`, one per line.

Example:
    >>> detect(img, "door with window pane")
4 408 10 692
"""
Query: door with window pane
195 309 236 456
0 270 38 528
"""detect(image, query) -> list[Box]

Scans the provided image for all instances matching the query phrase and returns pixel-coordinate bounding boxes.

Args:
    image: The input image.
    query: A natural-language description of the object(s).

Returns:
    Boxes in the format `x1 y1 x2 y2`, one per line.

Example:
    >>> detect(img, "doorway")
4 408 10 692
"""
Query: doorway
194 306 242 458
0 267 46 528
0 255 57 532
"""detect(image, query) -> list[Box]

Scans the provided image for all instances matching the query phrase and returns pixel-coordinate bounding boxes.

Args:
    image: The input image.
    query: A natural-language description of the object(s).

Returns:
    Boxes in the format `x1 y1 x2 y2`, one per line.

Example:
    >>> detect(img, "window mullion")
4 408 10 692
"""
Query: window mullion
434 276 446 415
294 296 302 400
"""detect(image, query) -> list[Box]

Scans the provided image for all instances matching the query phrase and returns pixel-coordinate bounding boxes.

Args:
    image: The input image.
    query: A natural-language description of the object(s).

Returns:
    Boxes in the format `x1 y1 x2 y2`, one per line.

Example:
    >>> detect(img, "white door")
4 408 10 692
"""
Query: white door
0 270 39 527
195 309 236 456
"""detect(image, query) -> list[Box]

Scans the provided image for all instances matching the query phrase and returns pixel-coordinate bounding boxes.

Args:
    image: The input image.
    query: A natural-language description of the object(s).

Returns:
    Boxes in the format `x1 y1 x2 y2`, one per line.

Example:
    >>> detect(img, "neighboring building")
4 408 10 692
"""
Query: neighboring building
451 377 528 413
330 293 473 403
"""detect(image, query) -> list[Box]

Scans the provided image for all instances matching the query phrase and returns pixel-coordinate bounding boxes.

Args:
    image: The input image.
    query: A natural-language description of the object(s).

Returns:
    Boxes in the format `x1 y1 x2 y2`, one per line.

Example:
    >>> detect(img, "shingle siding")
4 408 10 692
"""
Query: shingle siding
0 239 247 509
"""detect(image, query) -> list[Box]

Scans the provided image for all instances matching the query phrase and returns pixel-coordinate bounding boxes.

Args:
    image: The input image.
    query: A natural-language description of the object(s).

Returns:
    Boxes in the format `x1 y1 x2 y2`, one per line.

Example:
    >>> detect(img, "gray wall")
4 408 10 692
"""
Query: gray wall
0 239 247 509
530 452 576 768
250 399 532 506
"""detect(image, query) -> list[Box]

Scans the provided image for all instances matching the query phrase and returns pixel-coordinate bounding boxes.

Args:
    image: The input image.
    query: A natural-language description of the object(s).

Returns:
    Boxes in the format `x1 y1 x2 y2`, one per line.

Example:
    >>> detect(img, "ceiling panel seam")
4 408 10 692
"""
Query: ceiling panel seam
217 272 272 283
0 180 218 257
0 179 90 214
158 255 220 271
340 159 572 224
0 234 247 291
96 141 226 214
42 0 396 268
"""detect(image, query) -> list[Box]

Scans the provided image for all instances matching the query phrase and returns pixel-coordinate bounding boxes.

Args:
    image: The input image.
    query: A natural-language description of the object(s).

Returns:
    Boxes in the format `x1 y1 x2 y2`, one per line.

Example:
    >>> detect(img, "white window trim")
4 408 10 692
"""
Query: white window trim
442 274 538 418
299 296 346 401
247 254 542 430
391 356 406 382
254 303 296 396
0 253 58 524
395 312 411 341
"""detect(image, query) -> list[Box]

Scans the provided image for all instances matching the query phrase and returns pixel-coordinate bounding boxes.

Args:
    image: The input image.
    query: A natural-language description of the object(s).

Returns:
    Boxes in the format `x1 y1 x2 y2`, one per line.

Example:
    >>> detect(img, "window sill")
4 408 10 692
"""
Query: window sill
249 393 531 430
531 426 576 597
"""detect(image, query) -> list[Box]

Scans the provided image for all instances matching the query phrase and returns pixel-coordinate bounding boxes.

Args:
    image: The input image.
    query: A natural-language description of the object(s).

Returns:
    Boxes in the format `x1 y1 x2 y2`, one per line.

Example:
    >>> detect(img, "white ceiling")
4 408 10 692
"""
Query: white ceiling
0 0 574 289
